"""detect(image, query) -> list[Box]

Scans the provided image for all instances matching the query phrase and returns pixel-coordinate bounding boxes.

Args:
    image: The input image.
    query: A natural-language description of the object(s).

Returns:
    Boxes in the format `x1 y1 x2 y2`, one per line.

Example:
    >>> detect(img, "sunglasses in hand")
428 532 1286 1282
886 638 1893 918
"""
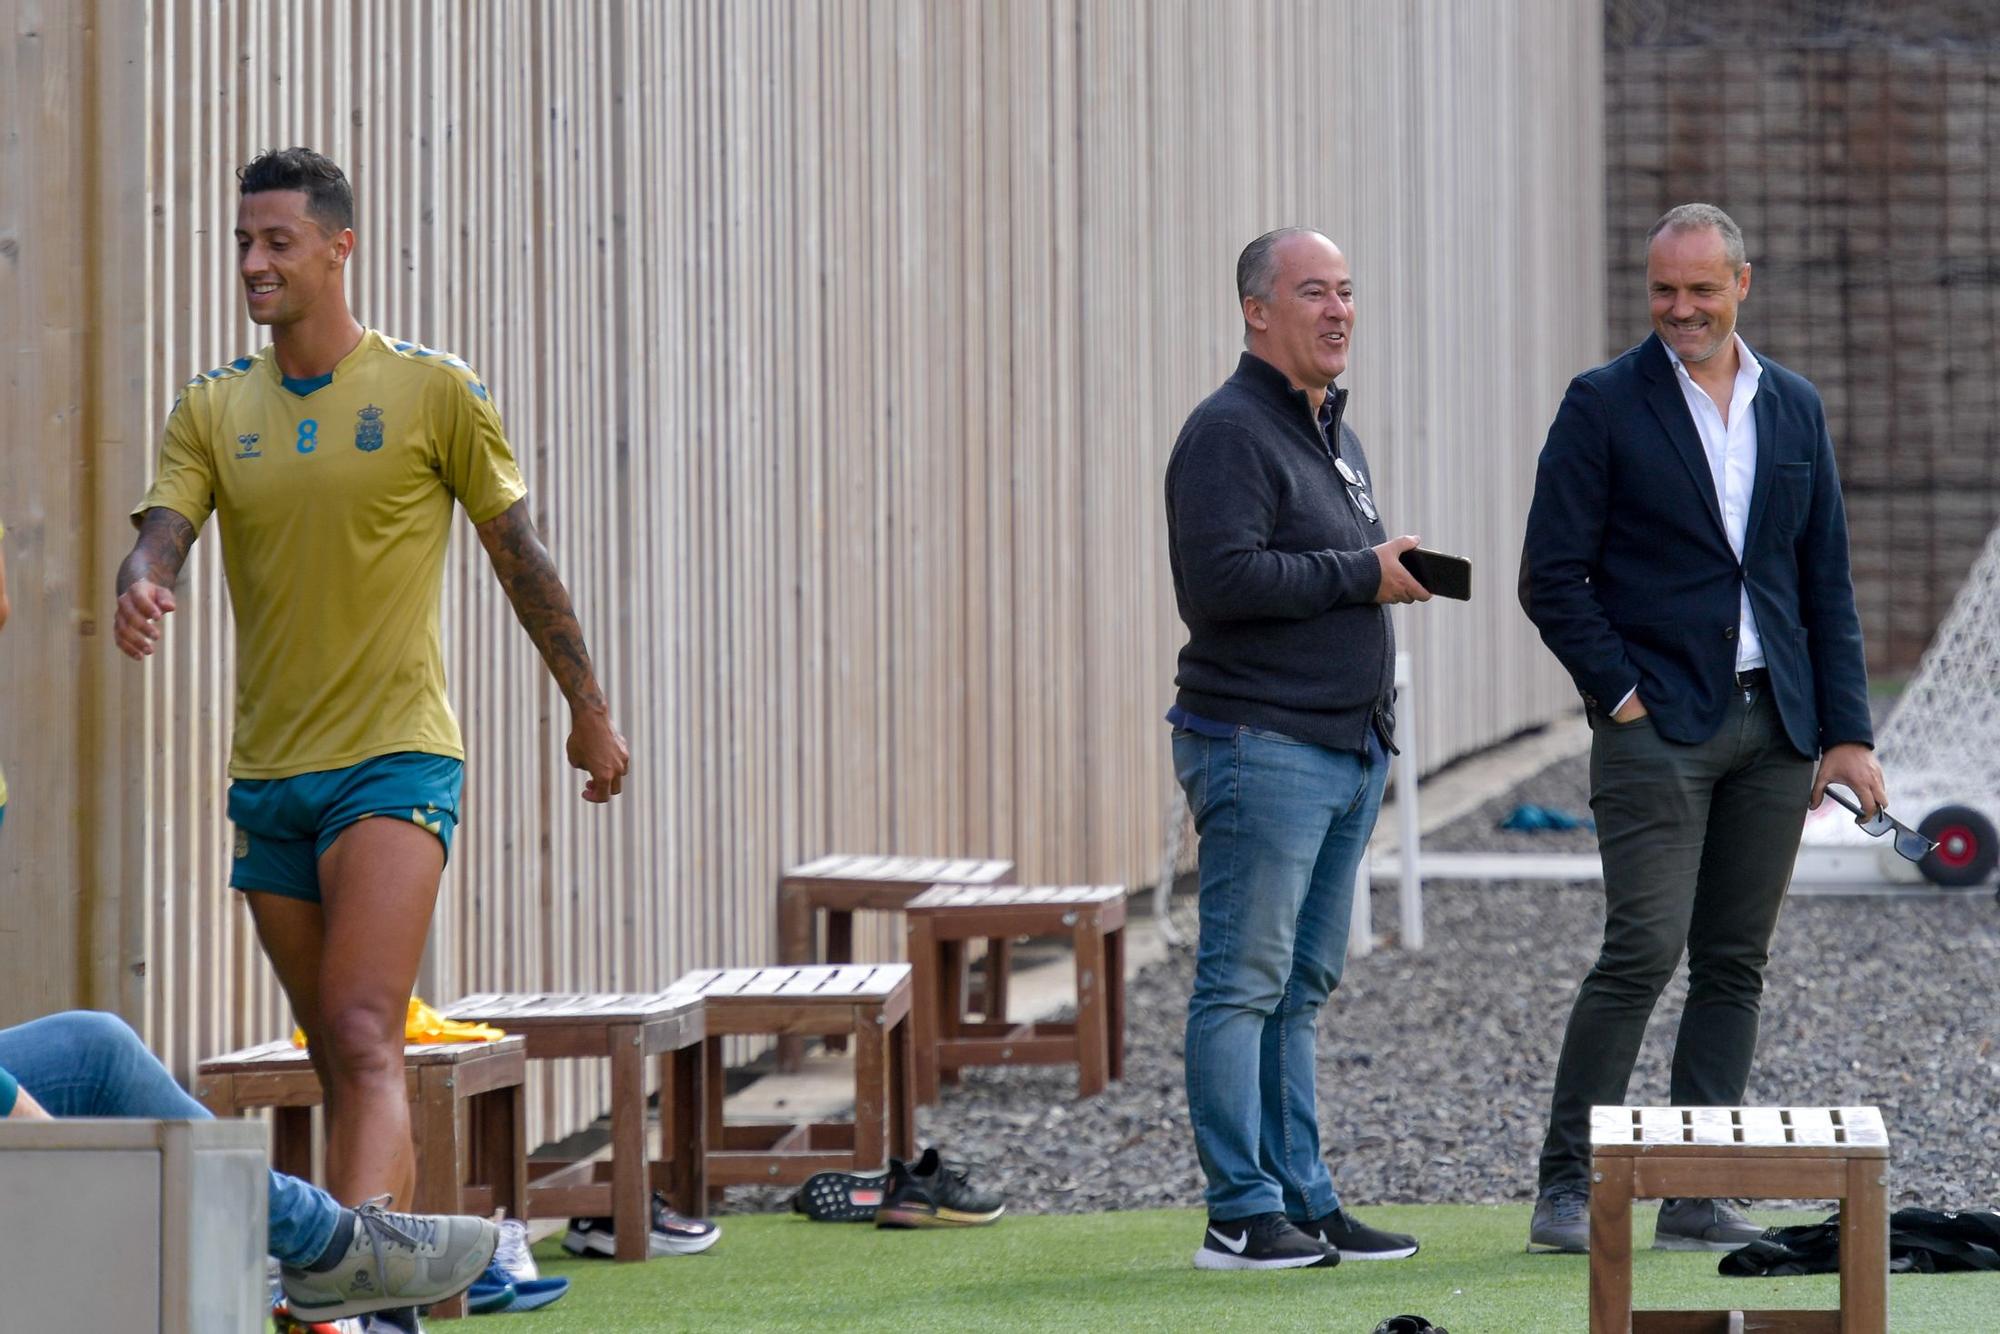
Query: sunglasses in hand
1822 785 1938 863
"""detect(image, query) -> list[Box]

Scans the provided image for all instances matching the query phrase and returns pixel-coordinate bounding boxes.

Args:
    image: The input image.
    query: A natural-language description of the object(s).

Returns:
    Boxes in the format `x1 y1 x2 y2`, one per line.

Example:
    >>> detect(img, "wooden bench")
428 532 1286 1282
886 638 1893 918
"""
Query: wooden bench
664 964 914 1204
776 854 1014 1070
194 1036 527 1321
1588 1104 1890 1334
905 884 1126 1103
442 992 705 1261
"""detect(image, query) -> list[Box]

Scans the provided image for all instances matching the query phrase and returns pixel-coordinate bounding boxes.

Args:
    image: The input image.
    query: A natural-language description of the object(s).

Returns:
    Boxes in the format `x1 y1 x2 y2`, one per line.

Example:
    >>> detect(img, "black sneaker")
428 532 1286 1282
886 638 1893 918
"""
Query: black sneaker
1194 1213 1339 1270
1653 1197 1765 1252
648 1193 721 1254
1301 1205 1420 1260
561 1195 720 1258
1527 1184 1590 1254
793 1168 891 1222
874 1148 1005 1227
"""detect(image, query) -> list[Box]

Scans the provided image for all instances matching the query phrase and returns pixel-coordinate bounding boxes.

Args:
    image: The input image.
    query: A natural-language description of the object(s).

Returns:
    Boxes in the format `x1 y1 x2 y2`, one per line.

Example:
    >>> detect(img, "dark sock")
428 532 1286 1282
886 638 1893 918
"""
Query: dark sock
303 1209 357 1271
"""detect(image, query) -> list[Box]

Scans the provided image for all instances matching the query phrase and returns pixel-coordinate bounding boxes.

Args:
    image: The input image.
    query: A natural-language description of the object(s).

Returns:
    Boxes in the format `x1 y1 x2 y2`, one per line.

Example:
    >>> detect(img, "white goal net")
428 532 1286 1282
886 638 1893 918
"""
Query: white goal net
1805 522 2000 846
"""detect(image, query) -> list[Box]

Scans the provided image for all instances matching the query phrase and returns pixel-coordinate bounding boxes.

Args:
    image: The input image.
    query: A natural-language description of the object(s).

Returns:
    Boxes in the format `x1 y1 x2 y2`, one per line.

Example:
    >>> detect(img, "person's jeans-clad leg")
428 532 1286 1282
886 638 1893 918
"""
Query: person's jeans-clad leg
1258 747 1386 1220
1178 727 1381 1220
0 1011 340 1266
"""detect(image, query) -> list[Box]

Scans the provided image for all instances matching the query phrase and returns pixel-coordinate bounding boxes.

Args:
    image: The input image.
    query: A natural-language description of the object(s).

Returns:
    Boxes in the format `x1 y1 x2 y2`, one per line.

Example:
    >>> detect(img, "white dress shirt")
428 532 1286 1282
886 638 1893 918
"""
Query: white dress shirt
1666 331 1764 672
1616 332 1765 714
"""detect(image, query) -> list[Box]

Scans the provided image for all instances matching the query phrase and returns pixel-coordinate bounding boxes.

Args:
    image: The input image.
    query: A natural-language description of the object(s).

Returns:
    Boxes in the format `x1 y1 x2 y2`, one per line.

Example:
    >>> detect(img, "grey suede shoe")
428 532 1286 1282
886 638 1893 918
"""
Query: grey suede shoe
1653 1197 1766 1251
279 1199 497 1322
1527 1185 1590 1253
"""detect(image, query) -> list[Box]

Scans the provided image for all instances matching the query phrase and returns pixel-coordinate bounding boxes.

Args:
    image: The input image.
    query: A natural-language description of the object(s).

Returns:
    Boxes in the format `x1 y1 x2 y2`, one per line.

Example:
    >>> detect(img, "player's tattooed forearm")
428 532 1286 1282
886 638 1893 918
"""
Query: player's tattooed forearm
117 508 198 594
476 500 607 714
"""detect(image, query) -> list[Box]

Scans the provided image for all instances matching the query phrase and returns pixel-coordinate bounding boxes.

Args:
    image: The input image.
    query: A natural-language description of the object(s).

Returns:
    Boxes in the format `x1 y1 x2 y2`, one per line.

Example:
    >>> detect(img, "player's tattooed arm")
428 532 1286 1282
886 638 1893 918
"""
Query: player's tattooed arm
476 499 629 801
475 499 606 712
113 508 198 659
117 508 198 595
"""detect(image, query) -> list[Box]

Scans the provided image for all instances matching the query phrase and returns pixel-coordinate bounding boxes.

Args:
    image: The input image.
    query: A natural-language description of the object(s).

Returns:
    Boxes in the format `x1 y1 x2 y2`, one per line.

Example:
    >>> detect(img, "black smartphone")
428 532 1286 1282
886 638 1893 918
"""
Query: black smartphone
1399 547 1472 600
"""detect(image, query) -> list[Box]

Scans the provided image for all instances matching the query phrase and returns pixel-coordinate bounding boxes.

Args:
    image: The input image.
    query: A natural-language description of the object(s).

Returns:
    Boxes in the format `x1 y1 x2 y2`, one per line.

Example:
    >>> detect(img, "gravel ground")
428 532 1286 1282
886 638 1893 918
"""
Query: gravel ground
849 743 2000 1217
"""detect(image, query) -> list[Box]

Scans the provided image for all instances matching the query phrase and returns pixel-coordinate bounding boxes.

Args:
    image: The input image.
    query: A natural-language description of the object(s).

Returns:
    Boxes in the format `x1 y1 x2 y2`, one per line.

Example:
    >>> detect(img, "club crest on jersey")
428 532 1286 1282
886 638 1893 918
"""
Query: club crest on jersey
235 432 262 460
355 403 386 452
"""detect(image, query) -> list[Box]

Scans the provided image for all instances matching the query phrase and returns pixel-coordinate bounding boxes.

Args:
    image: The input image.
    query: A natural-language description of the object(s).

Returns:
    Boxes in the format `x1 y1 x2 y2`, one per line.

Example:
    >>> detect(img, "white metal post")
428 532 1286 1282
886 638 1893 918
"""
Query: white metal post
1395 651 1424 949
1348 856 1373 958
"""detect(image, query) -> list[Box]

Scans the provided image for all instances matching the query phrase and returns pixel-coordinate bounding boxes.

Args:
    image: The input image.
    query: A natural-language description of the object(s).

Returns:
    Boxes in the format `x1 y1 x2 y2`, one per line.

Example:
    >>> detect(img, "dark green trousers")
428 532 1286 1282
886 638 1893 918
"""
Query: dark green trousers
1537 682 1816 1191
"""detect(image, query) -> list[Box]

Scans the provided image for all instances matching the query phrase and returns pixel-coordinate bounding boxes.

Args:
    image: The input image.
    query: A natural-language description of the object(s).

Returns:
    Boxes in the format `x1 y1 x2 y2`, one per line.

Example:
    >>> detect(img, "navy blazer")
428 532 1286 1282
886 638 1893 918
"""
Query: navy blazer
1519 333 1872 757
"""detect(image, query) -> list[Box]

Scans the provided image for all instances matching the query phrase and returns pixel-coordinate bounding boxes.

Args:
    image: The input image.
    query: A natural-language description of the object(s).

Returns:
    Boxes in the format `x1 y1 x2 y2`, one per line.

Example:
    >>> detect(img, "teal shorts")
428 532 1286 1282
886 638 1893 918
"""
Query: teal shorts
227 752 464 903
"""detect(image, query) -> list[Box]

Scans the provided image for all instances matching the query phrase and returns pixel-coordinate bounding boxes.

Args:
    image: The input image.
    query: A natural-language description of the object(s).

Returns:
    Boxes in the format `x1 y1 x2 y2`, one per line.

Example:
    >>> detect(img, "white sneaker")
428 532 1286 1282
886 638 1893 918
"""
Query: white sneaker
493 1211 538 1282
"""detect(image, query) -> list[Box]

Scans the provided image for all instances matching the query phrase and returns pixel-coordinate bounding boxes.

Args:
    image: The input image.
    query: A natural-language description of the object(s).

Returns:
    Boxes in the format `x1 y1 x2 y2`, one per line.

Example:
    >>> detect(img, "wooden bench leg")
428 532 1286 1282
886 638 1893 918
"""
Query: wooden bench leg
414 1064 467 1319
1106 924 1126 1082
703 1037 727 1213
609 1024 650 1261
852 1007 889 1170
659 1043 706 1216
1841 1158 1889 1334
981 936 1012 1022
273 1106 314 1182
890 1011 916 1159
776 885 816 1072
939 938 967 1087
1588 1157 1634 1334
469 1081 525 1224
909 915 943 1106
823 910 855 1053
412 1064 462 1214
1073 916 1109 1098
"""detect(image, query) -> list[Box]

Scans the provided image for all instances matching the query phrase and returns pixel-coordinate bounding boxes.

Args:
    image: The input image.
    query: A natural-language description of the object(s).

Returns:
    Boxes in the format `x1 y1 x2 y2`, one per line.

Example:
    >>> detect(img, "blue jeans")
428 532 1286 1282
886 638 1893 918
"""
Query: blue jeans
1174 726 1388 1221
0 1012 340 1267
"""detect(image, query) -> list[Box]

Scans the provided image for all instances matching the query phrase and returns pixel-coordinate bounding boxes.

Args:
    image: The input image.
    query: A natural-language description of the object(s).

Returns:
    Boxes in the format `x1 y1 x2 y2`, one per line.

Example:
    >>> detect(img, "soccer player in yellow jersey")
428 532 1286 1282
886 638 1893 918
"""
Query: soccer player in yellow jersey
112 150 628 1305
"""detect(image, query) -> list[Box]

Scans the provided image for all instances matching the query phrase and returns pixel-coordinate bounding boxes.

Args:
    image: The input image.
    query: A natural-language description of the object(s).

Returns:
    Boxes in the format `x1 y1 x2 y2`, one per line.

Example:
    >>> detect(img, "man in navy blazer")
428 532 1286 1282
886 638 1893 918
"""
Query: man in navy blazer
1519 204 1887 1254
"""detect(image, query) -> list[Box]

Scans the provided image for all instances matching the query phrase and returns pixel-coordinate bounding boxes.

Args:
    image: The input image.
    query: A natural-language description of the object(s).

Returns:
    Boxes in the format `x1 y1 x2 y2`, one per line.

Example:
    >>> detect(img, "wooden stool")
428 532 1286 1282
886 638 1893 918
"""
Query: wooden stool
1588 1105 1890 1334
776 854 1013 1070
442 992 705 1261
195 1036 527 1321
664 964 915 1204
905 884 1126 1103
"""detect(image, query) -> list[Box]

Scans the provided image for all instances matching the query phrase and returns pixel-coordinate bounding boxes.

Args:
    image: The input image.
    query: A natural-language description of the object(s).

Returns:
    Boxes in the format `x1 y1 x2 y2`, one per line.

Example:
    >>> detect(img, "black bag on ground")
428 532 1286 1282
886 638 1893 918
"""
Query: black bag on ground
1720 1207 2000 1277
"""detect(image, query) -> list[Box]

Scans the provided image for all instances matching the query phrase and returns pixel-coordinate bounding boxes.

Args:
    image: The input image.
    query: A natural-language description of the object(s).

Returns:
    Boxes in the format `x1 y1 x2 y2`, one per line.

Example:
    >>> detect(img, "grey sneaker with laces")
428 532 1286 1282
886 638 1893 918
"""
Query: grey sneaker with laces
1527 1185 1589 1253
1653 1197 1765 1251
279 1198 498 1321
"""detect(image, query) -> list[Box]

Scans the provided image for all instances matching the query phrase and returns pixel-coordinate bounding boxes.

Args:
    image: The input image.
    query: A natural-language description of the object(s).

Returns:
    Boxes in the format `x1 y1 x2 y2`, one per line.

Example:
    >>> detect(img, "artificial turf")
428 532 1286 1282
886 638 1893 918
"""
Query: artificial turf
466 1205 1987 1332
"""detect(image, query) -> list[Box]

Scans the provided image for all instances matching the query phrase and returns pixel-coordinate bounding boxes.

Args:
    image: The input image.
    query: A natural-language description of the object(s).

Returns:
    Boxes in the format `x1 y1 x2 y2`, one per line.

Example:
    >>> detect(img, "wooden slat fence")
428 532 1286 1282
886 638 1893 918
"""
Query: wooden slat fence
1 0 1599 1152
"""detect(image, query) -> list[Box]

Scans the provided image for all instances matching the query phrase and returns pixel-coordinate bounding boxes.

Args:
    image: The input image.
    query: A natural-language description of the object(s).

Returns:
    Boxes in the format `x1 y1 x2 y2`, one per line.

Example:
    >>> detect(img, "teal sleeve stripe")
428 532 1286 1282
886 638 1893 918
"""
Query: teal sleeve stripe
0 1064 17 1117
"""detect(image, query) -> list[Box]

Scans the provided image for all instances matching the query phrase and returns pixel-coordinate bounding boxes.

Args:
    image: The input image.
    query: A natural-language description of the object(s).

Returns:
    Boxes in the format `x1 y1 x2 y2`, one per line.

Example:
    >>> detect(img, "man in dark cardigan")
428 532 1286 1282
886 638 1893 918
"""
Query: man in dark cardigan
1165 227 1428 1272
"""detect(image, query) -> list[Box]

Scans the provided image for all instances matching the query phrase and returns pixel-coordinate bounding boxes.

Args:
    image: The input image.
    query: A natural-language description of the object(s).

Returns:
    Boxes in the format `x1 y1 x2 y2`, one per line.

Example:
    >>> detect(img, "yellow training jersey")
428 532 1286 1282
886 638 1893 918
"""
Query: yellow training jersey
134 330 527 780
